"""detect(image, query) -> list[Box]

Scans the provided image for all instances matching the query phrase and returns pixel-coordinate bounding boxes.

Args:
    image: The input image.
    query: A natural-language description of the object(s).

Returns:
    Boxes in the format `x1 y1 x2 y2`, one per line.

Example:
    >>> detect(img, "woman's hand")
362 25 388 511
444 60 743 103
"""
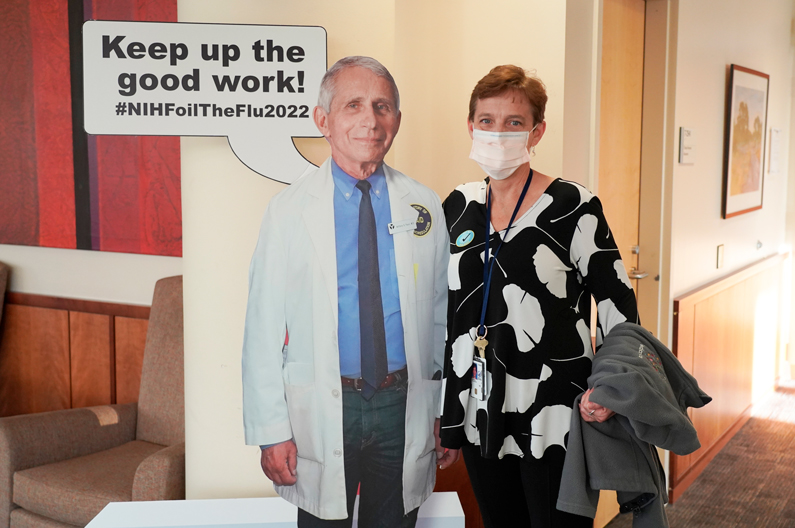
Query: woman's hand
578 388 615 423
435 418 461 469
438 448 461 469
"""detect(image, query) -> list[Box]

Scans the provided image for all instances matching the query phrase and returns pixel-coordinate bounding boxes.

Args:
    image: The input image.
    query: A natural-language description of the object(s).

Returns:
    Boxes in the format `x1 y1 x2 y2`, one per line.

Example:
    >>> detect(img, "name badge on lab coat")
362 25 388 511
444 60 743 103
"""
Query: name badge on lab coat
388 219 417 235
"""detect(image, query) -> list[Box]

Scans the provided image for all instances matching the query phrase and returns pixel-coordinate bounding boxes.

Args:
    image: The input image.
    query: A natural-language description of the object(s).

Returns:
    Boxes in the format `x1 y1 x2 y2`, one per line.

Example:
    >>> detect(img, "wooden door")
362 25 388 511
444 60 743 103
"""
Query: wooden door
597 0 646 288
594 0 646 526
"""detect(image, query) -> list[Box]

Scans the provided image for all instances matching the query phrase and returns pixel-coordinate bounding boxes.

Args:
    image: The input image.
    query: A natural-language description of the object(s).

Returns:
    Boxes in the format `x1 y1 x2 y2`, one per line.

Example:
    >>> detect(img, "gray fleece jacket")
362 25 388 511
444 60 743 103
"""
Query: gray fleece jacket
556 322 711 527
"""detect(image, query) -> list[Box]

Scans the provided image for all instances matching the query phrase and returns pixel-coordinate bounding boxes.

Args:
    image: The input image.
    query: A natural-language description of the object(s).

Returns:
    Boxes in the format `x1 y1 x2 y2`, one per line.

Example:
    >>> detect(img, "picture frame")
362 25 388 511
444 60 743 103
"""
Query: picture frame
722 64 769 218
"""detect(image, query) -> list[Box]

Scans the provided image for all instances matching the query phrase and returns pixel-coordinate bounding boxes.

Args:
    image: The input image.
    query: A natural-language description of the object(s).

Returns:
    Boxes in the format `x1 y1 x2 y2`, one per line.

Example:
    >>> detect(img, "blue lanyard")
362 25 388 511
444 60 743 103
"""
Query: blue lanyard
477 169 534 339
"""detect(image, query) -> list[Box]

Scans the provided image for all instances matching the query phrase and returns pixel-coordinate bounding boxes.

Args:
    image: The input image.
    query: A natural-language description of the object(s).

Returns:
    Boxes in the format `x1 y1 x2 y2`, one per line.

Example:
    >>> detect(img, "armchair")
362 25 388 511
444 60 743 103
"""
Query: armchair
0 275 185 528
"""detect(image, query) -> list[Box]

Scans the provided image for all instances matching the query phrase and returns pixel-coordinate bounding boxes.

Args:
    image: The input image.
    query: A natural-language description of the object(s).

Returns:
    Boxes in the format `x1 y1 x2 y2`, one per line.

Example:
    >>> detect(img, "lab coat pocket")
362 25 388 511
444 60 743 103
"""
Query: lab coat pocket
283 361 314 386
283 363 322 462
420 378 442 457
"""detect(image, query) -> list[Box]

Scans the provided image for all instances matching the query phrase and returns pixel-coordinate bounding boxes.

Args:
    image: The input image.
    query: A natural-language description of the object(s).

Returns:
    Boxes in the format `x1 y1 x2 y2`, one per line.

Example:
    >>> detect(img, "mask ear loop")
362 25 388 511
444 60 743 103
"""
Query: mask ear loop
529 123 539 157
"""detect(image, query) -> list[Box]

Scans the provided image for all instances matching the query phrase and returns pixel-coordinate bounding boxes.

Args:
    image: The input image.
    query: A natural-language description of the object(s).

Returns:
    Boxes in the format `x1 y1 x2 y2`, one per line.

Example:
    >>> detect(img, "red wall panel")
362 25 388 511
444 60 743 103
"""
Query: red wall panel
0 0 39 245
138 137 181 256
135 0 177 21
90 0 181 256
91 0 134 20
95 134 140 254
0 0 180 256
30 0 76 249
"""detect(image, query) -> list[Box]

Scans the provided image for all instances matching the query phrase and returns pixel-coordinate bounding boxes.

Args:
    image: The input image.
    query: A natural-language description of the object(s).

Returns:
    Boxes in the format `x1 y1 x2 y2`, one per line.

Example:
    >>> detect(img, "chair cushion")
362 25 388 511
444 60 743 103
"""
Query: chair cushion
10 508 78 528
13 441 164 527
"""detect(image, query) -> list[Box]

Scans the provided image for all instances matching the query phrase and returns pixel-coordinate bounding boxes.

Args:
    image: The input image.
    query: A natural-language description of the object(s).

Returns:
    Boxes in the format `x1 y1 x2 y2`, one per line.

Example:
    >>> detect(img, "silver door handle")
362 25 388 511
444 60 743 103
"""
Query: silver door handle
629 268 649 279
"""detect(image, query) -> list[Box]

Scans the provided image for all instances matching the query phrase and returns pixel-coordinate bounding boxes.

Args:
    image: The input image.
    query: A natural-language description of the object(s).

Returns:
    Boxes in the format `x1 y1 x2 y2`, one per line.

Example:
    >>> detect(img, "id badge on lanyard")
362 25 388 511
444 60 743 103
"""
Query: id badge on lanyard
469 171 534 402
471 356 488 400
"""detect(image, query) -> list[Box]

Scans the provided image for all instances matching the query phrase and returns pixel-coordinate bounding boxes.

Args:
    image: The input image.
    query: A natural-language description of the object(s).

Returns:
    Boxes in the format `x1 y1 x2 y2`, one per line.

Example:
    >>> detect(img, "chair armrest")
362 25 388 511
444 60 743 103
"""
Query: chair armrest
0 403 137 528
132 442 185 501
0 403 137 470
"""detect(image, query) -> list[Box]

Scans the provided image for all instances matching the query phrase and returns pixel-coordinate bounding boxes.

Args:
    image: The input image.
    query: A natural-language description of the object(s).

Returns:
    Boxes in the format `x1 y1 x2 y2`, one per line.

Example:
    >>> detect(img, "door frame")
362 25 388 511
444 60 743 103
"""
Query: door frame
563 0 678 345
637 0 678 346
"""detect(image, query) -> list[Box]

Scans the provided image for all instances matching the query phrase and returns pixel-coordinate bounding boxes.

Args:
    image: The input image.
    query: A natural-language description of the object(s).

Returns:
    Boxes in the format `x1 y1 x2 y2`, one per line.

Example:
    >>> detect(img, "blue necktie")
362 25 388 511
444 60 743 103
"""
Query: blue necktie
356 179 388 400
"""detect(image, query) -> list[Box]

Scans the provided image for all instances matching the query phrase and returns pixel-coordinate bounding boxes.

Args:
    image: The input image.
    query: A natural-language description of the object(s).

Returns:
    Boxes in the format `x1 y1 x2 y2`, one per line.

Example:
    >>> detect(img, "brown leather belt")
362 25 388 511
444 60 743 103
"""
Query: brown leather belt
341 367 408 392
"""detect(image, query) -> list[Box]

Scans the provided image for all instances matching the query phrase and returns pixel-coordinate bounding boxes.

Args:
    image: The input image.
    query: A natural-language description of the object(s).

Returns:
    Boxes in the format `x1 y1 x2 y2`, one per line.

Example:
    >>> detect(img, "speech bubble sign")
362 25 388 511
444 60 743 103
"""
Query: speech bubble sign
83 21 327 184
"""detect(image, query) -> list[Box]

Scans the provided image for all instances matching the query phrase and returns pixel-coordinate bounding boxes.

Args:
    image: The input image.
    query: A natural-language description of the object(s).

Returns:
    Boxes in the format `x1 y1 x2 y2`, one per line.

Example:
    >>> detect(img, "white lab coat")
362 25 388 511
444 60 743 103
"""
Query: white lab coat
242 158 449 520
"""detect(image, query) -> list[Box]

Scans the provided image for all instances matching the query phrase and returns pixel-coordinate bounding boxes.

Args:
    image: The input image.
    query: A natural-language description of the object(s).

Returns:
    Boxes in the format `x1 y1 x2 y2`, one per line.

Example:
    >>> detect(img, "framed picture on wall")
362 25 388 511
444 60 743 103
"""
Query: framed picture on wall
722 64 769 218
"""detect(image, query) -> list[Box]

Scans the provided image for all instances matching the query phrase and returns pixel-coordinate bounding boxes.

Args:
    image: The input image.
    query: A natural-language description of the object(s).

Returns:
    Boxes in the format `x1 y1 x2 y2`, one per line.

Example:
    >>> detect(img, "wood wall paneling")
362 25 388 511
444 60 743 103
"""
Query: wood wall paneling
6 292 150 319
0 305 71 416
115 316 148 405
0 293 150 416
670 254 785 502
70 311 112 408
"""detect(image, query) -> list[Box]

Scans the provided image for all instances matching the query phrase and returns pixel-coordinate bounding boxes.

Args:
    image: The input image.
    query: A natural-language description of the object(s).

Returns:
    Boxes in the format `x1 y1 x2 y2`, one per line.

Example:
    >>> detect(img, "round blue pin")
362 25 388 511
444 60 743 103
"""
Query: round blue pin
456 230 475 247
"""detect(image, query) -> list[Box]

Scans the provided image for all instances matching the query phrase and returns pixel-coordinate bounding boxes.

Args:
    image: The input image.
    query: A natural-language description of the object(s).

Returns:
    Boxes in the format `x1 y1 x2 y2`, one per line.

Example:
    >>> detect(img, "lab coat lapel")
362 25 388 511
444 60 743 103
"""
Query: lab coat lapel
302 159 339 325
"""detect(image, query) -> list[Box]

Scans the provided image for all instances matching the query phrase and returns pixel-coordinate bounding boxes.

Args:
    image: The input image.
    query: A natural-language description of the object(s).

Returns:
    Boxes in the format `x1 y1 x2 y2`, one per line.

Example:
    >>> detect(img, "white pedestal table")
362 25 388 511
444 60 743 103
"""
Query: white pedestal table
86 491 464 528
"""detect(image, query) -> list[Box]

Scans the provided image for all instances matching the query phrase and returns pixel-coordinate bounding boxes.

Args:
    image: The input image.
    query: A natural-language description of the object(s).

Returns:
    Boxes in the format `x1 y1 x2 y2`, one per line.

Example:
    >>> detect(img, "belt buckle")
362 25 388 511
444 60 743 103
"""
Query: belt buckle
352 378 364 392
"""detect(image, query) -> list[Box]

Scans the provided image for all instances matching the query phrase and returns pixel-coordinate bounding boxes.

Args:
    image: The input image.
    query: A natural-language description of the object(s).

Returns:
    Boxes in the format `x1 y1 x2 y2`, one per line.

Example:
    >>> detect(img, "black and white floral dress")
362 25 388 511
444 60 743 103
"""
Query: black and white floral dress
439 177 639 460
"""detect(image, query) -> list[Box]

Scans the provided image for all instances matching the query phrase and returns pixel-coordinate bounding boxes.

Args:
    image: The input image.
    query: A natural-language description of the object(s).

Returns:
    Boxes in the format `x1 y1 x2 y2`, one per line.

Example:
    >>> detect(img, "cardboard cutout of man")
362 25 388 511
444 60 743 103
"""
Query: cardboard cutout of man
242 56 449 527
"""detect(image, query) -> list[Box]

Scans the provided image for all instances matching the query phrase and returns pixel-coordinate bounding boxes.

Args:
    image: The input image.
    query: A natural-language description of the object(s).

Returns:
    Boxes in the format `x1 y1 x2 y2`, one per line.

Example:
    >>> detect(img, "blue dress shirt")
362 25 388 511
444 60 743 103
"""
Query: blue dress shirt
332 159 406 378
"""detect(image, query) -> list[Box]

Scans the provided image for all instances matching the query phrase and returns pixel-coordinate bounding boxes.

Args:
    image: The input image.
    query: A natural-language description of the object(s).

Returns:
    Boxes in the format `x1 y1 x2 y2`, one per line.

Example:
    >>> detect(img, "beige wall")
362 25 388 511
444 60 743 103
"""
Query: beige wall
392 0 568 198
670 0 794 298
179 0 575 499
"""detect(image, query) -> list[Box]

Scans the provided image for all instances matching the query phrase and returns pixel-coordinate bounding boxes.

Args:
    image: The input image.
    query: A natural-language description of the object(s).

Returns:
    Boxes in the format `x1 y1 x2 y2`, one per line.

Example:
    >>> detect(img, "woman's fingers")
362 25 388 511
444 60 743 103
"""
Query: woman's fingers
579 388 615 423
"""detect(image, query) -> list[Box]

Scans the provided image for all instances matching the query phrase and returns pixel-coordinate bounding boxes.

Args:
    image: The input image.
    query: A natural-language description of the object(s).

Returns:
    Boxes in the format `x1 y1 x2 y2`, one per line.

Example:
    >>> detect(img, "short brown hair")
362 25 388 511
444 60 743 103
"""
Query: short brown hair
468 65 547 125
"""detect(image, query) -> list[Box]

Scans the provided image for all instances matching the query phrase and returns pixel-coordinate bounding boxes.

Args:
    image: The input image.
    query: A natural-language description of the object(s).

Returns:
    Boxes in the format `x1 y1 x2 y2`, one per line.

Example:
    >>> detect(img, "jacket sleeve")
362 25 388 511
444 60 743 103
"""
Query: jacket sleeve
569 195 639 346
241 201 293 446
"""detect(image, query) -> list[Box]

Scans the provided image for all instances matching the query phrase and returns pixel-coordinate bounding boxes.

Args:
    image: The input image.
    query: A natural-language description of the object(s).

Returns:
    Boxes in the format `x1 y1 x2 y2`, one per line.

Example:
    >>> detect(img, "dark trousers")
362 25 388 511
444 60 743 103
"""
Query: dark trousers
297 382 419 528
461 443 592 528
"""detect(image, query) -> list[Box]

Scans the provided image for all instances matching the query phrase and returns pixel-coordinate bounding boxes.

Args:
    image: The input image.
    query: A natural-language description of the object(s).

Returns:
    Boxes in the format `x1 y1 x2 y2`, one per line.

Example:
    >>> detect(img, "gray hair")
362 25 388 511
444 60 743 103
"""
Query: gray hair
317 56 400 113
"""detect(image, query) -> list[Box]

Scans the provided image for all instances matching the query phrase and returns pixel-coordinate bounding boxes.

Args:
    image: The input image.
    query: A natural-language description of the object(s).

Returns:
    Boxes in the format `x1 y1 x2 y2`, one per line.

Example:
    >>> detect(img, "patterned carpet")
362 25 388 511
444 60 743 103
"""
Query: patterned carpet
605 385 795 528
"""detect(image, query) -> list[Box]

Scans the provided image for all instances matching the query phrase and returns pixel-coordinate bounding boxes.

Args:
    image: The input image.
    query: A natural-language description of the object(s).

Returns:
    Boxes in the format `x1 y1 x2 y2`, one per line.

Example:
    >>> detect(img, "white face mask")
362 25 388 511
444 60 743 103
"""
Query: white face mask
469 127 534 180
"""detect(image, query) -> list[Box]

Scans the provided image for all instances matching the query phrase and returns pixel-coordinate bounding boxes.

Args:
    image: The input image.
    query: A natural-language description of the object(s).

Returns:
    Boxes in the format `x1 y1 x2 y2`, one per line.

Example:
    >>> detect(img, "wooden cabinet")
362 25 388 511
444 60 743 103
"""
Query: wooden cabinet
671 254 786 502
0 293 149 416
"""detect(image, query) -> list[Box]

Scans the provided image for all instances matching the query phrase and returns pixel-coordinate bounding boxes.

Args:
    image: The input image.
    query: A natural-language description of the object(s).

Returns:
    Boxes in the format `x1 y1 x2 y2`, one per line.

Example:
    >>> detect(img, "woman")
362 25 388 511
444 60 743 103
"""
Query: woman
437 65 639 527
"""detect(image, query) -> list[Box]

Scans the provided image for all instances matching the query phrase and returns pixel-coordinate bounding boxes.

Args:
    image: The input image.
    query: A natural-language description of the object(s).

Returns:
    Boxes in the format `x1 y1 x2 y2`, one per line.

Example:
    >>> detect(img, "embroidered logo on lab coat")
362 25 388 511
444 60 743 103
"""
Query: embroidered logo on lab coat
411 204 432 237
